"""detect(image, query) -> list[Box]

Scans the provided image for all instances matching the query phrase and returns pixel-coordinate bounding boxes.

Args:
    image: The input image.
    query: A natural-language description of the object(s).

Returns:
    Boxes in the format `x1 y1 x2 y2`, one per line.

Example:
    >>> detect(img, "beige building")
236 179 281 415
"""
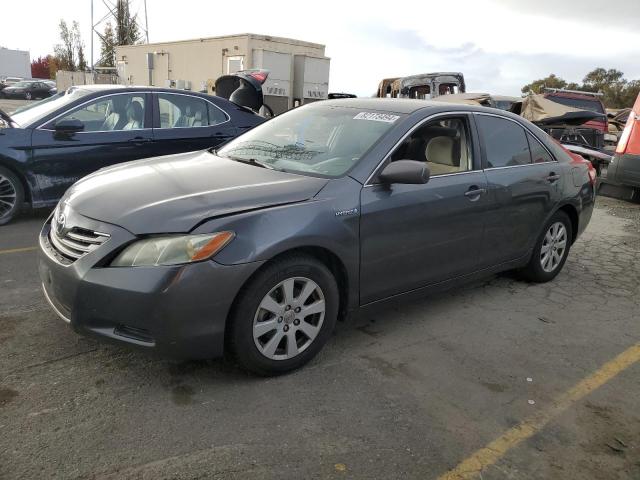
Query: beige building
115 33 330 114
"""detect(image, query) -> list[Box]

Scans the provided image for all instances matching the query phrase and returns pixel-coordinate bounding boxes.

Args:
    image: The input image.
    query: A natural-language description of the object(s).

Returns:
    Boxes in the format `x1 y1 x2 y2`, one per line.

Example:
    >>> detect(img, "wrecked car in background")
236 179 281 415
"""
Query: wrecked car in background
602 92 640 201
432 92 519 111
606 108 632 149
377 72 465 99
511 92 611 175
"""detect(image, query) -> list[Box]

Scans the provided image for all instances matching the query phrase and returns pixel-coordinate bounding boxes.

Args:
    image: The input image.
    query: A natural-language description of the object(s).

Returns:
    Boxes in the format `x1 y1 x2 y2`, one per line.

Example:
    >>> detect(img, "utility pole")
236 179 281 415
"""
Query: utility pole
90 0 149 69
144 0 149 43
90 0 94 70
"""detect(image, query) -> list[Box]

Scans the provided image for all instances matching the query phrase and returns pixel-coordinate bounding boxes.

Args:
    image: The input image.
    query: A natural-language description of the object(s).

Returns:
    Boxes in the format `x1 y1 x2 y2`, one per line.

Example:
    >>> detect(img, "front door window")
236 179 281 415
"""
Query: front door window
52 94 146 132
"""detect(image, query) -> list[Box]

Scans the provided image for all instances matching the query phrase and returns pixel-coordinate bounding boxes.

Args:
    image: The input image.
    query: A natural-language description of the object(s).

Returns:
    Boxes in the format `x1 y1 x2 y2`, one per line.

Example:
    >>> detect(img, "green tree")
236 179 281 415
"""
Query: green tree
116 0 141 46
521 69 640 108
622 80 640 108
582 68 627 107
521 74 568 94
98 22 116 67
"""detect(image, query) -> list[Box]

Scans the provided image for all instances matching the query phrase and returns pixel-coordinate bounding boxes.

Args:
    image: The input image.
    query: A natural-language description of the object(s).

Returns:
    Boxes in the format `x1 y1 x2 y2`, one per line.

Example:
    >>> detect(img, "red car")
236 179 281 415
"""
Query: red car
544 89 608 149
605 92 640 199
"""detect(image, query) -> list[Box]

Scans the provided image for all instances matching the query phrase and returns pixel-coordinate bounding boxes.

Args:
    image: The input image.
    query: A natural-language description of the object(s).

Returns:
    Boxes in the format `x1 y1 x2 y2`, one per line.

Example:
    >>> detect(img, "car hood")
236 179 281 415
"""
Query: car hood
62 150 329 234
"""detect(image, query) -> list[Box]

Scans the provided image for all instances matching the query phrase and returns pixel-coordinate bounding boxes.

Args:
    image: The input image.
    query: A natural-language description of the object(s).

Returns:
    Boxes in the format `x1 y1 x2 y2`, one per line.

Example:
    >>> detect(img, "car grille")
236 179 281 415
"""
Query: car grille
48 216 110 262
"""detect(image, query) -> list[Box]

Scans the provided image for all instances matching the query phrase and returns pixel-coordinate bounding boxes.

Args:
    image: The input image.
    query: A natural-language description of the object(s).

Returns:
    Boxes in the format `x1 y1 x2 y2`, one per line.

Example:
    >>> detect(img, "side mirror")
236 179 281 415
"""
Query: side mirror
378 160 430 185
54 118 84 133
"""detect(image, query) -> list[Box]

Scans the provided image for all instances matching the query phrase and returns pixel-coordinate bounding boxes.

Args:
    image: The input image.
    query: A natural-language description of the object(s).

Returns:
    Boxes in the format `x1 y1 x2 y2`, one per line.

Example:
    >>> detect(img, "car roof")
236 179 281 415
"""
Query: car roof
311 98 460 114
68 84 221 98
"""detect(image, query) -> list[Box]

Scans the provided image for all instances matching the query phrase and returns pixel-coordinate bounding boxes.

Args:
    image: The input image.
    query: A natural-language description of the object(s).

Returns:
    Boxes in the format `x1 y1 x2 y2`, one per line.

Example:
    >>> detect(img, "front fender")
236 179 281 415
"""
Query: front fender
192 177 362 308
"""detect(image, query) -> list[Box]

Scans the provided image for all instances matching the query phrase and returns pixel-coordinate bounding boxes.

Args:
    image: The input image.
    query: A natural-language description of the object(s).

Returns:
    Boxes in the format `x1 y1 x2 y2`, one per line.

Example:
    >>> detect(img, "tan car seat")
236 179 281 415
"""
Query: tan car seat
425 136 459 175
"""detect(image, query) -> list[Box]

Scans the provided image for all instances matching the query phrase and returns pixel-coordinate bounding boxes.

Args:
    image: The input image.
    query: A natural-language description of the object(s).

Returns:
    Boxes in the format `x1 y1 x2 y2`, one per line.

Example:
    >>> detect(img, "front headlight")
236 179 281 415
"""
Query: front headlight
111 231 234 267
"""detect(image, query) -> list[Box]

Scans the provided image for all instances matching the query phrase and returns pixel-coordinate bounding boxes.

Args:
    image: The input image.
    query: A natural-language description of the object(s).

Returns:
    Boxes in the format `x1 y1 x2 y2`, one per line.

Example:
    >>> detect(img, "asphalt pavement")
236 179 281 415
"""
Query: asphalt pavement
1 197 639 479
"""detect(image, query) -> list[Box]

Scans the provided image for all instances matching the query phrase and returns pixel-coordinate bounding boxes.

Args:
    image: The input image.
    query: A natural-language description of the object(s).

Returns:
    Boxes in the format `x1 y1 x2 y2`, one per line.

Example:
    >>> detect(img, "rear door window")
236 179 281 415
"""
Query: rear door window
476 114 531 168
157 94 209 128
157 94 228 128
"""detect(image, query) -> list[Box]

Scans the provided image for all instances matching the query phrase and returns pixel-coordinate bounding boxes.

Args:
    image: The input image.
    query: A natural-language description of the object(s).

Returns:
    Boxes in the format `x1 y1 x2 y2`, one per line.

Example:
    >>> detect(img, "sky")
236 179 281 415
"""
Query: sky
1 0 639 96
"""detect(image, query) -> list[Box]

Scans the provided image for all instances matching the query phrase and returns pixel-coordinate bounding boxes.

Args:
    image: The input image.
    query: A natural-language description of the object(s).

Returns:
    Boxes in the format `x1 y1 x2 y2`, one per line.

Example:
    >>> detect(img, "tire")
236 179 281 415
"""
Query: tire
520 211 572 283
24 92 32 100
0 166 24 226
227 254 339 375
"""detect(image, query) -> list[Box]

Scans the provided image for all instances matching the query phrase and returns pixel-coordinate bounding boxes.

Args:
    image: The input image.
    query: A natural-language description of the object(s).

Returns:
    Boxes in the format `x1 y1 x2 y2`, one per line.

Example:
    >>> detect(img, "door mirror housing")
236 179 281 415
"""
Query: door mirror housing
378 160 430 185
54 118 84 133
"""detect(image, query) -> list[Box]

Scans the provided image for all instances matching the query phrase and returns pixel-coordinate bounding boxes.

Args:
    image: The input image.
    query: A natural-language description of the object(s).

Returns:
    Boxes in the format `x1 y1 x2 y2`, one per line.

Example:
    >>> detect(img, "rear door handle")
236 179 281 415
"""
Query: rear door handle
464 187 487 199
546 173 561 183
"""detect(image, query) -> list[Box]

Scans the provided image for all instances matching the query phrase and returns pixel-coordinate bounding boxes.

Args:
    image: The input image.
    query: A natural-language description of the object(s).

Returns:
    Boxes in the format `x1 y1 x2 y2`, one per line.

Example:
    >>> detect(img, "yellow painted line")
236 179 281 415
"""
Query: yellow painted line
0 246 38 255
439 342 640 480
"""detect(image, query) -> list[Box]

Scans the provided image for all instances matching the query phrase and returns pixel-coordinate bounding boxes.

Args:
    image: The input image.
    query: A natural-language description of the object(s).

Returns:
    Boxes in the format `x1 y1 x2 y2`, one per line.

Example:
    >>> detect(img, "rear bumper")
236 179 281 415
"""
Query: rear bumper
38 220 263 359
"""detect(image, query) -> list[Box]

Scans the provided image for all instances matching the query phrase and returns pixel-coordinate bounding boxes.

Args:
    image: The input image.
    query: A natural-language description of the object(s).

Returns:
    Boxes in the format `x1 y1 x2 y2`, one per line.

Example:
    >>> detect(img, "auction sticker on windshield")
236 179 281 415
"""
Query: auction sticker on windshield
353 112 400 123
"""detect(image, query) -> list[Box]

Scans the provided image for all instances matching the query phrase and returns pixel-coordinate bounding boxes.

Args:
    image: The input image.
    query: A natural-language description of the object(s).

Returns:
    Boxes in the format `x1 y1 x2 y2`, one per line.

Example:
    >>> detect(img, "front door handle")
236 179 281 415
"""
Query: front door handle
464 186 487 200
128 137 152 144
546 173 561 183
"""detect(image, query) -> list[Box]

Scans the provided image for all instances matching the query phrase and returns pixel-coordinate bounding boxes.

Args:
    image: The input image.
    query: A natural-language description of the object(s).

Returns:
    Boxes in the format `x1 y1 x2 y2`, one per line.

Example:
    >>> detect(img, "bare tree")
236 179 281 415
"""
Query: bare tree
54 20 76 71
53 20 86 71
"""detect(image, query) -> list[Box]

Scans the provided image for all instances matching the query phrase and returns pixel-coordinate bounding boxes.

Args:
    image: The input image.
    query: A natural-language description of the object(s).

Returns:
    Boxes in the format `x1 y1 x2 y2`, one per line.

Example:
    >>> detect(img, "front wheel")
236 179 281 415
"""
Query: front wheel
0 166 24 226
227 254 339 375
520 211 572 282
24 92 32 100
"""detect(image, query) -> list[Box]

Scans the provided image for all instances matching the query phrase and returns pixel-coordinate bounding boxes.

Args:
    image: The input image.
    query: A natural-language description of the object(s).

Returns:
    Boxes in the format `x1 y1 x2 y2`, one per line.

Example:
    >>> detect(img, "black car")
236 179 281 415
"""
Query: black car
38 99 596 375
0 80 56 100
0 85 265 224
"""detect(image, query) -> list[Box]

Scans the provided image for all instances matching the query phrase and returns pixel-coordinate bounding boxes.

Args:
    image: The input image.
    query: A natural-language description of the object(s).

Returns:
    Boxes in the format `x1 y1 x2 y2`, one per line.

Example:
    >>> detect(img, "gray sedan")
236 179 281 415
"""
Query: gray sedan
38 99 596 375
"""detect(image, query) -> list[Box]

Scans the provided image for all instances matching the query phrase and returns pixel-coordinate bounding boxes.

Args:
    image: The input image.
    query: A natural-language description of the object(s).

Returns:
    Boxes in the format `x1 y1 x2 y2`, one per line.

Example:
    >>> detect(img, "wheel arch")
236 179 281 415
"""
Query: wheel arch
555 203 579 244
225 245 351 340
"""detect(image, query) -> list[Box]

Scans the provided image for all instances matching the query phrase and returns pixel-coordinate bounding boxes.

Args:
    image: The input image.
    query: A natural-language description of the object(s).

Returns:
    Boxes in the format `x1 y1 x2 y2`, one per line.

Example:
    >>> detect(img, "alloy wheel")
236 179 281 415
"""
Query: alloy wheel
253 276 326 360
540 222 567 273
0 173 17 218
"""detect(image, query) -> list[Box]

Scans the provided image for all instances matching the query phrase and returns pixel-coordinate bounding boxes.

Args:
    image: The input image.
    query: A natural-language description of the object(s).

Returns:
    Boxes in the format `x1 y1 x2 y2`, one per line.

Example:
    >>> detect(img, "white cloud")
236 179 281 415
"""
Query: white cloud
1 0 639 97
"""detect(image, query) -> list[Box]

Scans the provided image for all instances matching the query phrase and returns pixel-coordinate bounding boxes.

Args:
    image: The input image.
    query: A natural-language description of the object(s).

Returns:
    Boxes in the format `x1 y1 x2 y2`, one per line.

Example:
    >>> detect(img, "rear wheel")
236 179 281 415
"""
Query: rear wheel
0 166 24 226
227 254 339 375
24 91 32 100
520 211 572 282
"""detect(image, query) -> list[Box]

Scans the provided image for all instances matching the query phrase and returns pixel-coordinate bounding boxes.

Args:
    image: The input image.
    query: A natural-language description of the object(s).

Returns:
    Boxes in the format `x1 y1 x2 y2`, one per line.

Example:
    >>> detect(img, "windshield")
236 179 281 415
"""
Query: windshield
11 81 31 88
548 95 605 114
12 89 90 127
217 105 402 177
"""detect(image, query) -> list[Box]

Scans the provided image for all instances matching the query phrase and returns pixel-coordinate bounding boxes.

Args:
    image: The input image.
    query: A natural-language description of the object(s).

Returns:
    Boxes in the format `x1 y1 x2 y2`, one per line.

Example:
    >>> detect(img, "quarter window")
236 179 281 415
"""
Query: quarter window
208 103 228 126
157 94 226 128
527 132 554 163
52 94 146 132
390 116 473 176
476 115 531 168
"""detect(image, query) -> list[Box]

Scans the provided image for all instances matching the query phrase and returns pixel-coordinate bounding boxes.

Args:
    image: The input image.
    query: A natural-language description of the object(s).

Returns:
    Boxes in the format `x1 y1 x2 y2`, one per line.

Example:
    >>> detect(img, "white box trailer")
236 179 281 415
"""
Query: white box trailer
294 55 330 105
0 47 30 80
252 49 292 115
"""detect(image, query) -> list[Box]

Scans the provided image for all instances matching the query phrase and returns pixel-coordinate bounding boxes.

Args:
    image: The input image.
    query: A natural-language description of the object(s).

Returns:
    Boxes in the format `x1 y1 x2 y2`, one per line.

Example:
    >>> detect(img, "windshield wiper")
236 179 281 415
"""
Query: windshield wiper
225 155 275 170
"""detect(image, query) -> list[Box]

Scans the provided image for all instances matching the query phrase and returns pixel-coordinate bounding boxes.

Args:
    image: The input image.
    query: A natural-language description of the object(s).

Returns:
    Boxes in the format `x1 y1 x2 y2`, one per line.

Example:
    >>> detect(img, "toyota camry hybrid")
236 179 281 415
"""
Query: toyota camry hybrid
38 98 596 375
